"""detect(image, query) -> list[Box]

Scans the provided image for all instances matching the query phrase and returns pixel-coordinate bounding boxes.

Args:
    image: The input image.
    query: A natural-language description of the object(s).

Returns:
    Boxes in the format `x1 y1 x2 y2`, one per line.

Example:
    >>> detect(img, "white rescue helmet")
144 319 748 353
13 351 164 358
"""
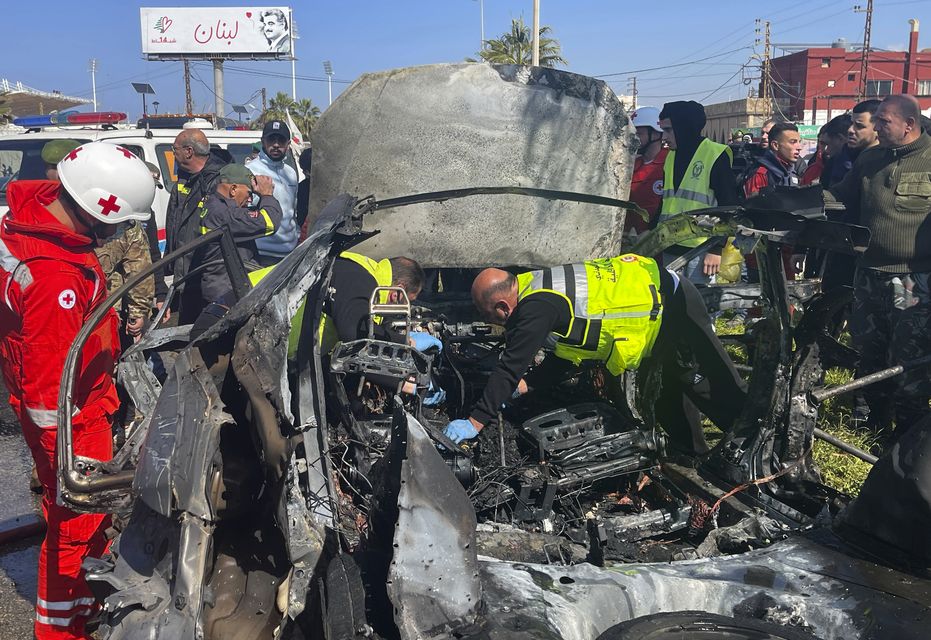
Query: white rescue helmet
56 141 155 224
630 106 662 132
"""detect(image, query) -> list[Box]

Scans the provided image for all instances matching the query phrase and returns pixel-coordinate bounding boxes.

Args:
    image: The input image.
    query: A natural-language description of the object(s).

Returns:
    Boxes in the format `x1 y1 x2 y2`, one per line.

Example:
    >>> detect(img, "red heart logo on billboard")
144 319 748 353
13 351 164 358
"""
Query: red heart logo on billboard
245 11 252 18
162 16 172 31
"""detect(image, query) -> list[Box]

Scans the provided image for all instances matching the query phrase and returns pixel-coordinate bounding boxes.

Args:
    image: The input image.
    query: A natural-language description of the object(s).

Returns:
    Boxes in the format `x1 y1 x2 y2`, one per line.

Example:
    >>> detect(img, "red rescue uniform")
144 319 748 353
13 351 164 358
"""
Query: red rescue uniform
0 181 118 639
626 148 668 237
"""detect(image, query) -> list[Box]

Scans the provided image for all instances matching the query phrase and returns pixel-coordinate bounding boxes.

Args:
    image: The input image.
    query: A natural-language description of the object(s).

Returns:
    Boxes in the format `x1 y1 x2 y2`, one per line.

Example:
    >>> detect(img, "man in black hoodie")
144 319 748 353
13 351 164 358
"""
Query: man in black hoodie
656 101 739 284
164 128 229 323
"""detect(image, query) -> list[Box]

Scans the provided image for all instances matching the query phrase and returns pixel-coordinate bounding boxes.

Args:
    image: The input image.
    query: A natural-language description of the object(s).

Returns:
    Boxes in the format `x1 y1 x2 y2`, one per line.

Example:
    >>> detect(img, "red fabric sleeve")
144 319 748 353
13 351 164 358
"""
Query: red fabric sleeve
743 166 769 199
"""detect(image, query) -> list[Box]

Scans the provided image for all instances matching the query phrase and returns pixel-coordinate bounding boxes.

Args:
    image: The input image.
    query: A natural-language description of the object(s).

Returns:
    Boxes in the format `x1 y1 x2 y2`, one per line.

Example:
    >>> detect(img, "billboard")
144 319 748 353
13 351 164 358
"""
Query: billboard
141 7 293 60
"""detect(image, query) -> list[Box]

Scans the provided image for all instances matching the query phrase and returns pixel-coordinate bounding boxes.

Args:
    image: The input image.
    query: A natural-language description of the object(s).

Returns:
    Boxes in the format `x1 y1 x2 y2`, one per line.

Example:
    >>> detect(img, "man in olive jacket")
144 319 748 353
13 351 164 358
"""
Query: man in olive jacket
827 94 931 439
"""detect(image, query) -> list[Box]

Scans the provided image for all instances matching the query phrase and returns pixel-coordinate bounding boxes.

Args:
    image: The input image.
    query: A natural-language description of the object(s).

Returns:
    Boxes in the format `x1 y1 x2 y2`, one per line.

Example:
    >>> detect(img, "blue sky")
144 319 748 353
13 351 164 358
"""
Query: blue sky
3 0 927 120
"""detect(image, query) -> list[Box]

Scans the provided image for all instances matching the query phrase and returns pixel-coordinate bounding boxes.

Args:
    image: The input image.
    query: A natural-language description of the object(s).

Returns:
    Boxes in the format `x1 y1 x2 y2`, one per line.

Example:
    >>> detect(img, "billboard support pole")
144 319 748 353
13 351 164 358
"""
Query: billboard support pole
213 59 224 120
184 59 193 116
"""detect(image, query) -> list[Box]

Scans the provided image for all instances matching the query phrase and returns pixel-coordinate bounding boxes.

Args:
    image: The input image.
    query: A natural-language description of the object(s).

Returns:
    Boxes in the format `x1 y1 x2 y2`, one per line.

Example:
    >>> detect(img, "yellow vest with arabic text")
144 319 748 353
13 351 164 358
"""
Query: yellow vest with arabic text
659 139 733 248
515 254 663 375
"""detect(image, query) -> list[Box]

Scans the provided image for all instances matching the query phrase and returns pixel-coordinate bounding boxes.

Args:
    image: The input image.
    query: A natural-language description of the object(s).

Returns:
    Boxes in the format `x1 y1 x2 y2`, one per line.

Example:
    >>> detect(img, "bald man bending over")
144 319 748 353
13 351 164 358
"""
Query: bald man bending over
443 255 747 455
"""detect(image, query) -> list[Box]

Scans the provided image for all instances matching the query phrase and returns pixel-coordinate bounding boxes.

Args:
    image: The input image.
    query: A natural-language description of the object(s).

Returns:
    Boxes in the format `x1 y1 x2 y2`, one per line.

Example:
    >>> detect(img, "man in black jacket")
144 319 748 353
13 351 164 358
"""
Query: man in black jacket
165 128 229 322
192 164 282 314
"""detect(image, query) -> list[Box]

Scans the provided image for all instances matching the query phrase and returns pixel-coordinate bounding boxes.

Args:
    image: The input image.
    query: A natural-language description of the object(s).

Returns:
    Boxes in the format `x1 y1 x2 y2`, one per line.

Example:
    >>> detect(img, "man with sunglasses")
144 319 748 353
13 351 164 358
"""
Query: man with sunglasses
190 164 281 316
165 128 229 322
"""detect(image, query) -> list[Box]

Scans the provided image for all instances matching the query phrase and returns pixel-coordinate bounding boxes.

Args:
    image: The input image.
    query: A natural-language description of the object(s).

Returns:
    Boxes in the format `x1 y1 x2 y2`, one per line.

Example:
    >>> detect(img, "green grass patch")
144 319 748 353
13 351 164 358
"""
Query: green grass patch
708 319 875 496
813 367 876 496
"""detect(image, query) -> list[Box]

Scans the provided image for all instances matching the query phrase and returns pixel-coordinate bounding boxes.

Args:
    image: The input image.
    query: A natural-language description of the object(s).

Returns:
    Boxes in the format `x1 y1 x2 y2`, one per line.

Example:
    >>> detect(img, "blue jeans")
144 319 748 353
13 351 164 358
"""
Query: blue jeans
663 251 713 286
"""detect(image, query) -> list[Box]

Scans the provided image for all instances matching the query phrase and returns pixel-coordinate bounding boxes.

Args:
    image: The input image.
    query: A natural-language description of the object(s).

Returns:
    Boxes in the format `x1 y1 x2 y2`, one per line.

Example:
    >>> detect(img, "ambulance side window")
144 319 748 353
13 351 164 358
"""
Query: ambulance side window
156 144 178 188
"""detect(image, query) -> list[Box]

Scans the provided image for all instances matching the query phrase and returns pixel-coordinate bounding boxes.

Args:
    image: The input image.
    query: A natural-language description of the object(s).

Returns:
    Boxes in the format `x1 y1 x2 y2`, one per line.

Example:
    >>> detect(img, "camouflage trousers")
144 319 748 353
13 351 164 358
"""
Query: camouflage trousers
849 267 931 431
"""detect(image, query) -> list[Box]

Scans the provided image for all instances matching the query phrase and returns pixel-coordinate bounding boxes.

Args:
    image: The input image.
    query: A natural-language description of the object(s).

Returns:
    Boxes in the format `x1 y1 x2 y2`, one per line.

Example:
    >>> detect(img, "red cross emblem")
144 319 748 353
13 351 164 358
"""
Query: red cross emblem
116 146 135 159
97 194 122 216
65 146 84 161
58 289 76 309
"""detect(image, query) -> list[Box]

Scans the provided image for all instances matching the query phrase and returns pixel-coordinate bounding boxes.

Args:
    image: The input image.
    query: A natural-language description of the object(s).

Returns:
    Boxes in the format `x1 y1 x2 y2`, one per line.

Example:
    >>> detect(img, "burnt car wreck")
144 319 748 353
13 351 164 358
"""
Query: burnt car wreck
54 64 931 639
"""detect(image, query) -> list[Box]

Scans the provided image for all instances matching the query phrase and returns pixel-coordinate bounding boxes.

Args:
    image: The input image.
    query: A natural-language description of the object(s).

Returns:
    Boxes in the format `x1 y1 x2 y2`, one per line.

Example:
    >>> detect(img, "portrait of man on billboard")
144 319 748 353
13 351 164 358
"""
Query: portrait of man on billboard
260 8 290 54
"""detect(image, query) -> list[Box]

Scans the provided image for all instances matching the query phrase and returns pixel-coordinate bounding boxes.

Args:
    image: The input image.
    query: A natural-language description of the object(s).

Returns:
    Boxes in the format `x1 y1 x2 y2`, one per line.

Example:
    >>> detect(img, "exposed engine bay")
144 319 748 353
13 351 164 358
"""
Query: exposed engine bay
325 291 793 570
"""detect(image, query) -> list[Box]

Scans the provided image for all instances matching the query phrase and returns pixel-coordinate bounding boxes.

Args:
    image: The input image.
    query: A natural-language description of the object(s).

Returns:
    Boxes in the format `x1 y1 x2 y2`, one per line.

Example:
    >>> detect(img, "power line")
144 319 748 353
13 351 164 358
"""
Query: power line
205 62 354 84
700 66 746 102
594 47 751 79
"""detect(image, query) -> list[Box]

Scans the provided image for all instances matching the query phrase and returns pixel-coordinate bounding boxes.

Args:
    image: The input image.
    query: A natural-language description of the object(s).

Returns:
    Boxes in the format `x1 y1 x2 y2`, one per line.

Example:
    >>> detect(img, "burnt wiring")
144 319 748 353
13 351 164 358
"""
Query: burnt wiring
688 443 816 535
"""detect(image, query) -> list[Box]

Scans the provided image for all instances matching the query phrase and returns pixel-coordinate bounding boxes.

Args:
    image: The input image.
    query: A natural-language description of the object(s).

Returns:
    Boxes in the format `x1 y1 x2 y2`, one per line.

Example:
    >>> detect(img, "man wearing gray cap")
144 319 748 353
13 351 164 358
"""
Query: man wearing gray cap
187 163 281 317
246 119 299 266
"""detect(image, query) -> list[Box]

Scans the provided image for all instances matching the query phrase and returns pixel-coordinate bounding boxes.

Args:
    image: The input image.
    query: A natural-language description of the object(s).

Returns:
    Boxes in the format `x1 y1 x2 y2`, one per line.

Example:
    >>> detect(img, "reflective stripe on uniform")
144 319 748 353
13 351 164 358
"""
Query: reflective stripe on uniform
25 407 58 428
37 597 95 611
177 183 191 195
35 596 95 627
660 188 716 206
37 610 92 628
258 208 275 235
516 255 664 373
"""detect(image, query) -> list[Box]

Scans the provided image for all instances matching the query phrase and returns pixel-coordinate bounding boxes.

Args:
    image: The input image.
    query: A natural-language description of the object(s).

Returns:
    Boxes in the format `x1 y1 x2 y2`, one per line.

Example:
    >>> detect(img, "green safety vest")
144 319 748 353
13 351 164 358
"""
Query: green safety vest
658 139 733 248
516 254 663 375
248 251 394 359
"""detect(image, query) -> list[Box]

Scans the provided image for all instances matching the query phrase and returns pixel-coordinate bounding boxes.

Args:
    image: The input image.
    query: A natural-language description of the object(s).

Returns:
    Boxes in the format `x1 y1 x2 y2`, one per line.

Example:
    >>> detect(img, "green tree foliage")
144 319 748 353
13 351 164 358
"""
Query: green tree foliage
472 17 567 67
254 92 320 139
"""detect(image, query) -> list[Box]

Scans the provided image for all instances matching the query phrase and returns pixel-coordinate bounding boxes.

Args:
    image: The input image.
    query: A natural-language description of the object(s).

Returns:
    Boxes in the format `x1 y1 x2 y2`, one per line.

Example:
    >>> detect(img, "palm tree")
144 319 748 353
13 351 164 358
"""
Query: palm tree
253 93 320 139
290 98 321 139
253 91 295 130
472 17 567 67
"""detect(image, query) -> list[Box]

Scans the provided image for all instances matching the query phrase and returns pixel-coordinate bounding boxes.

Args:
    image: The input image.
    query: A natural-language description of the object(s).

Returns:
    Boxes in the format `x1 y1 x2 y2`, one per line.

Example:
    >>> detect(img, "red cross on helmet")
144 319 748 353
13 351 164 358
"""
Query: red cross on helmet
56 141 155 224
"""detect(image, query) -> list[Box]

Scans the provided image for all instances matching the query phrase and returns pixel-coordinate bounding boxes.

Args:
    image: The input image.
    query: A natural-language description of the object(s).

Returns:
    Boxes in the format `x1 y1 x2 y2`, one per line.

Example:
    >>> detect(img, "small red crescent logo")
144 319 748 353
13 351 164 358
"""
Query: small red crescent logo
621 255 637 262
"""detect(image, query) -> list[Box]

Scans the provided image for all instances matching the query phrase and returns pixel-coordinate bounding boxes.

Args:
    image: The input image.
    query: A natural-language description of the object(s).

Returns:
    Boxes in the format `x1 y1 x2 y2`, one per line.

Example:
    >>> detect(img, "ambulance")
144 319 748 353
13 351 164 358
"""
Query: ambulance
0 111 263 252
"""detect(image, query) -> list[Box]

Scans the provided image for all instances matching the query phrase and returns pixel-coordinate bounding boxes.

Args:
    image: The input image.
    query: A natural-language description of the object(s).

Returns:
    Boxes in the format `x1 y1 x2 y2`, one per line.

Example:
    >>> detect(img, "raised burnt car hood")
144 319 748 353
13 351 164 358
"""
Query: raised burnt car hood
309 63 638 268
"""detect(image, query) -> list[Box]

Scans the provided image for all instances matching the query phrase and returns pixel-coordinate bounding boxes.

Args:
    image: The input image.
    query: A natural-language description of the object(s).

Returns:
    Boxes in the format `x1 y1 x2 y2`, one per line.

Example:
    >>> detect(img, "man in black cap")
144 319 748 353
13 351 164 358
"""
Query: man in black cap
246 120 299 266
655 101 739 284
188 164 282 318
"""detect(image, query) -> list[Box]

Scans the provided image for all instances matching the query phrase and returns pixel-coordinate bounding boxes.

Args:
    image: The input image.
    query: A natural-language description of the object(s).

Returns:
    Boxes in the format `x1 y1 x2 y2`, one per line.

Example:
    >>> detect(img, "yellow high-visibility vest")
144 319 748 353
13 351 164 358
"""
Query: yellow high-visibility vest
249 251 394 359
658 139 733 248
516 254 663 375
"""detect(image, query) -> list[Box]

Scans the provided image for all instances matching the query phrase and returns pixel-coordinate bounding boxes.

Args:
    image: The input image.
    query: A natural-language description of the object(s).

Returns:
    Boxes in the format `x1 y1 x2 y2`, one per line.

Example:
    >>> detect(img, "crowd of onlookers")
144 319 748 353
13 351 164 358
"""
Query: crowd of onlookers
626 94 931 451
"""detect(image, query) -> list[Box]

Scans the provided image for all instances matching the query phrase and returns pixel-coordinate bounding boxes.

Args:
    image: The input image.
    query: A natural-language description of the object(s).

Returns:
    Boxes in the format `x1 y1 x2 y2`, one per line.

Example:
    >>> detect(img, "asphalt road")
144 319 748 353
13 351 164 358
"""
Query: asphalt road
0 378 44 639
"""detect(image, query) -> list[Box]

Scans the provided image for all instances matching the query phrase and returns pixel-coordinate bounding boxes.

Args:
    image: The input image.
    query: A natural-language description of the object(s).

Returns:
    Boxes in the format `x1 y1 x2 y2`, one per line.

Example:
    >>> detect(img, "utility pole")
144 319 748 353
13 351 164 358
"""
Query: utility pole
854 0 874 100
183 59 193 115
627 76 638 110
261 87 267 113
532 0 540 67
755 19 772 115
88 59 98 111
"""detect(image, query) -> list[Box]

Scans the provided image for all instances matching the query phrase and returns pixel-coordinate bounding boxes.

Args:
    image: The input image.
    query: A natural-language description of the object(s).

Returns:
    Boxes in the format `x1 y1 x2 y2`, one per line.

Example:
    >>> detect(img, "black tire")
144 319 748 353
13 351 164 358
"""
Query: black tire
595 611 820 640
324 554 369 640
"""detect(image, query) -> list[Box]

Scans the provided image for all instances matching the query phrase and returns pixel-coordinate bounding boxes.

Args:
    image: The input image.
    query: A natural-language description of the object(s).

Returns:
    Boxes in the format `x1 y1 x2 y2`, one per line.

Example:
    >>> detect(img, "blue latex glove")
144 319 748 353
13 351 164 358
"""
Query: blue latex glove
423 383 447 407
409 331 442 353
444 419 479 444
